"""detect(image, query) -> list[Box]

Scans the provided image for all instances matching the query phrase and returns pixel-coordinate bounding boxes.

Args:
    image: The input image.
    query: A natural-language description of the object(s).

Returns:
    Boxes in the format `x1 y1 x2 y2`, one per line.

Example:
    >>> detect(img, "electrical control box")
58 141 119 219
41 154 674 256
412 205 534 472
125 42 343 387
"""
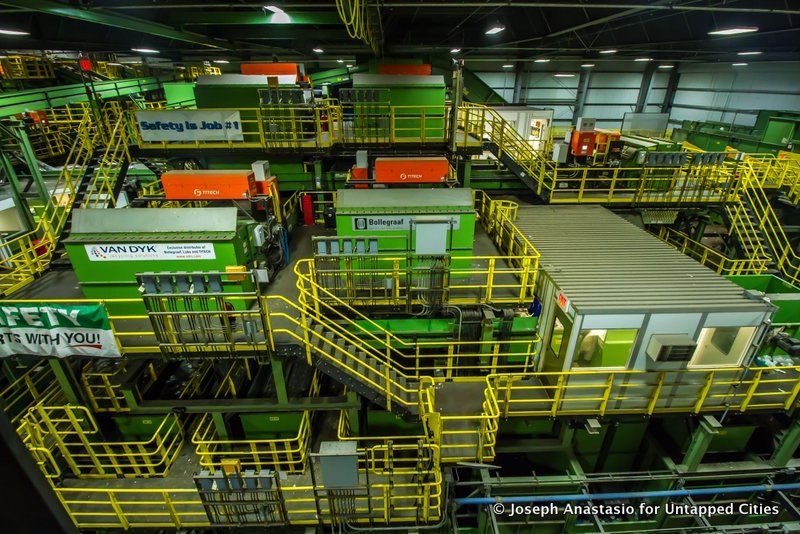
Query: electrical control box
251 160 270 182
575 117 596 132
552 142 569 163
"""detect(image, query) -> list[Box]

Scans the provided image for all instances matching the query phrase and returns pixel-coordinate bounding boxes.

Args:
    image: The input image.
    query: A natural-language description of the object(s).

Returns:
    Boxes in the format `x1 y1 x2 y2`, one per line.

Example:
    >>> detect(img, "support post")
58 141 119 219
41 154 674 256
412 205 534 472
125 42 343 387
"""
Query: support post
48 359 84 405
346 391 360 437
661 65 681 115
635 63 657 113
0 151 35 230
511 61 526 104
771 419 800 467
270 356 289 404
16 126 50 205
572 69 591 125
679 415 720 472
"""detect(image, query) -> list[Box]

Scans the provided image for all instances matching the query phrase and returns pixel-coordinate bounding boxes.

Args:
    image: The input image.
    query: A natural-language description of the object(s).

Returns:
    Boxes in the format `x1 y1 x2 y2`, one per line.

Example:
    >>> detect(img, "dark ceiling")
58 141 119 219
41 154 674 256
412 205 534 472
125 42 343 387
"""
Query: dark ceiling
0 1 799 67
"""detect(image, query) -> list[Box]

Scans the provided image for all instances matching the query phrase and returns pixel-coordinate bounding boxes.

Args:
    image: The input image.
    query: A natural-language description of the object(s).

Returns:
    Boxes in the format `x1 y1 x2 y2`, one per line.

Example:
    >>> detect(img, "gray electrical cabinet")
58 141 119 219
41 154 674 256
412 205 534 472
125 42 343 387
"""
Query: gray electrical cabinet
318 441 359 488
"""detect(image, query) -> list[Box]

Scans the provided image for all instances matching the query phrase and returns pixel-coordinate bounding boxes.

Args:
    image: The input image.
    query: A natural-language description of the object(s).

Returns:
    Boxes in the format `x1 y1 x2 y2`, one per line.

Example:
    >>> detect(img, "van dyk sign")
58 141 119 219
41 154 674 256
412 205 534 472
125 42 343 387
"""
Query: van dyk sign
0 304 121 357
85 243 216 262
136 110 244 142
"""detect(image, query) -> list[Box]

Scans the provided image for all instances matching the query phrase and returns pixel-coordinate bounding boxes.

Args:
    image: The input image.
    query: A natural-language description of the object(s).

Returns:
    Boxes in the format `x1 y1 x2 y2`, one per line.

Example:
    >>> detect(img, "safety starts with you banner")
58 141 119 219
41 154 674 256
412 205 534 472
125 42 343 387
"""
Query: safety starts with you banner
0 304 121 358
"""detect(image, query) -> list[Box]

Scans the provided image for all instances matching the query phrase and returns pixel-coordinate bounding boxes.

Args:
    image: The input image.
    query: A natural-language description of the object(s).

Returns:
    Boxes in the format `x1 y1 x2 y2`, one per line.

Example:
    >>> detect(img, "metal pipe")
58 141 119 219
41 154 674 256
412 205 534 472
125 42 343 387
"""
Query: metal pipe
455 482 800 505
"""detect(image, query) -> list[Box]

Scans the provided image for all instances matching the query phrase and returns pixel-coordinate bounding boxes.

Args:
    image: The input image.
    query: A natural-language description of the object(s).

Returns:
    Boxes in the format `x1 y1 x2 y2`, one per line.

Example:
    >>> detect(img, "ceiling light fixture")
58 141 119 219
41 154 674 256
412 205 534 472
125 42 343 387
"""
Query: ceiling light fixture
213 59 229 64
0 29 29 36
634 57 652 62
337 59 344 63
312 47 324 53
708 27 758 36
599 49 617 54
450 48 461 54
485 25 505 35
346 64 353 68
132 48 159 54
732 62 748 66
737 51 762 56
263 5 283 12
658 64 674 69
581 63 595 68
554 73 575 77
502 64 514 68
534 58 550 63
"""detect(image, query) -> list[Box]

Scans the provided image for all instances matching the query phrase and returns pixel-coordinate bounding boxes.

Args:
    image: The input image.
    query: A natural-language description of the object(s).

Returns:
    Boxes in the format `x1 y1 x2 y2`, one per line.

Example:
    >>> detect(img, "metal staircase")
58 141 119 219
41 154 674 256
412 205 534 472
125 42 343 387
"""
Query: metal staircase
0 112 130 295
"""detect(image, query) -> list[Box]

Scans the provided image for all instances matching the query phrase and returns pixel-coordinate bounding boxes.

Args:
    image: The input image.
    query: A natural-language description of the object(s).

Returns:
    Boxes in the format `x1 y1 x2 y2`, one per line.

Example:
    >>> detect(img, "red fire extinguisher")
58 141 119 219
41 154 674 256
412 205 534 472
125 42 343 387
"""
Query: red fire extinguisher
301 194 314 226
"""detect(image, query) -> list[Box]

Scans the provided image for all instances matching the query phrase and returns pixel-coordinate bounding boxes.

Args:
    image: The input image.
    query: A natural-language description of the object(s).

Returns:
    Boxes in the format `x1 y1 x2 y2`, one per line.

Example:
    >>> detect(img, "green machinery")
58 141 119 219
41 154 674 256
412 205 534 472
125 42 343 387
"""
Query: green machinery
333 188 475 265
675 110 800 154
64 207 279 314
348 73 447 141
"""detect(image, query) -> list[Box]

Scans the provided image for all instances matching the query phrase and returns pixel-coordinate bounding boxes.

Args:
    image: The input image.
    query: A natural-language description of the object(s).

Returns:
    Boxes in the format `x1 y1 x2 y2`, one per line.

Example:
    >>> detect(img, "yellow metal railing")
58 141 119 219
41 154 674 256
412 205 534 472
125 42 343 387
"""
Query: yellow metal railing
192 365 319 474
81 360 162 413
0 55 55 79
491 366 800 418
280 189 336 225
0 363 63 423
18 404 184 478
739 160 800 285
0 113 95 296
81 113 130 208
657 226 770 276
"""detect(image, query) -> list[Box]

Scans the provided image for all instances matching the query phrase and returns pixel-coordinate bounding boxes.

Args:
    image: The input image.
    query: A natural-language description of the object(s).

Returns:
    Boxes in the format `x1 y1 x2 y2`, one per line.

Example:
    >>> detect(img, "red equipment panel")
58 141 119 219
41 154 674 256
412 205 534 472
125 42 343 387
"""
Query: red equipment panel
241 63 299 76
377 64 432 75
161 170 256 200
373 157 449 184
570 131 597 157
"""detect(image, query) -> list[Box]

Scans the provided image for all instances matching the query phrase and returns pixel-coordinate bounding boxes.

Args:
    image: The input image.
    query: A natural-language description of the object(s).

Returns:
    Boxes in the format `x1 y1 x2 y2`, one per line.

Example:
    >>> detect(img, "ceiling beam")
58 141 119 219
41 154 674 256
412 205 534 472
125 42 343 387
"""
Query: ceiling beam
160 11 342 26
0 0 229 49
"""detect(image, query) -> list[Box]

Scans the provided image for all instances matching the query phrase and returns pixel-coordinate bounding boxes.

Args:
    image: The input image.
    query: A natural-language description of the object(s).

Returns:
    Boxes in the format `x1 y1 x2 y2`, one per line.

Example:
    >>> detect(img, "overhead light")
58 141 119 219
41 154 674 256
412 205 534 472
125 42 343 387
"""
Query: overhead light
709 27 758 36
107 62 123 66
732 62 748 66
213 60 229 64
581 63 595 68
737 51 762 56
263 5 284 12
450 48 461 54
132 48 159 54
346 64 353 68
634 57 652 62
599 49 617 54
554 73 575 77
658 64 674 69
337 59 344 63
485 25 505 35
502 64 514 68
312 47 324 53
0 29 29 36
534 58 550 63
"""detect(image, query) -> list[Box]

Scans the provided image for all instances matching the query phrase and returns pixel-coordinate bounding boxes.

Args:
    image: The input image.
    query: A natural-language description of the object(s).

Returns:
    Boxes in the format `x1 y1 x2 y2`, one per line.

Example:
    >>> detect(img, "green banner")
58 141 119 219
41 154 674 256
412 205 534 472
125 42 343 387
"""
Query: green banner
0 303 121 357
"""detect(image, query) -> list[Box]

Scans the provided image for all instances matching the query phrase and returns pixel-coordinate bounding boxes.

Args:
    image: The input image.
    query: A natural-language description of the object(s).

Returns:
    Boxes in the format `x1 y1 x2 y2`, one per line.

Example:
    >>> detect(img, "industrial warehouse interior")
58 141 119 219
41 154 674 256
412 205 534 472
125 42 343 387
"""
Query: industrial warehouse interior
2 0 800 532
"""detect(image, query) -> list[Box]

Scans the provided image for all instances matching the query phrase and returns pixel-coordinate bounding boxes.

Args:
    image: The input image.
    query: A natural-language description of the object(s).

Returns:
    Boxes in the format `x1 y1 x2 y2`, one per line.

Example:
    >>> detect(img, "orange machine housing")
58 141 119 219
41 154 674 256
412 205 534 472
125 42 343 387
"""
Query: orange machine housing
241 63 299 76
373 157 449 184
161 170 257 200
570 130 597 157
377 64 432 75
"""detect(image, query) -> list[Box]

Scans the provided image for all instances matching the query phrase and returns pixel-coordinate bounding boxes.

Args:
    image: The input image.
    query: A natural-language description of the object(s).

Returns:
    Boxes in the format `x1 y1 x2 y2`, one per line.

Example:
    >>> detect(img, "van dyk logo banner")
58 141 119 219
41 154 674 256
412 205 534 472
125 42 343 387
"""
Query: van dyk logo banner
136 110 244 142
352 216 459 231
0 304 121 358
85 243 216 262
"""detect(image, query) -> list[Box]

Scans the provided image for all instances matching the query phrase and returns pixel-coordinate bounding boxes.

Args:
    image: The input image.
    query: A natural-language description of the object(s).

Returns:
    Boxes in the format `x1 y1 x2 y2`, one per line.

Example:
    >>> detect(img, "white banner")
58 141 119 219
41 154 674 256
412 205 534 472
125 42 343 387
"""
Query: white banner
136 110 244 142
0 304 121 358
85 243 216 262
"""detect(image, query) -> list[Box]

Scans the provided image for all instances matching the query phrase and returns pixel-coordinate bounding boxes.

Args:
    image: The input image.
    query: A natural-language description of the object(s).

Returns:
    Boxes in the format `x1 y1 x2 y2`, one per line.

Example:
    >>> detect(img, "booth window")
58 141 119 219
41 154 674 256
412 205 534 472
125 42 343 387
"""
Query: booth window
573 329 638 368
689 326 756 368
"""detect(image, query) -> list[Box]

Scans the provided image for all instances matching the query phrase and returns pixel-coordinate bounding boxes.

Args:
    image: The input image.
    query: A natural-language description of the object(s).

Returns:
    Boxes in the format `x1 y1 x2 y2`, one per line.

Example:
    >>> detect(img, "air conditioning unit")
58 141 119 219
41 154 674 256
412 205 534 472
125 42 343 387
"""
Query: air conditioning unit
646 334 697 363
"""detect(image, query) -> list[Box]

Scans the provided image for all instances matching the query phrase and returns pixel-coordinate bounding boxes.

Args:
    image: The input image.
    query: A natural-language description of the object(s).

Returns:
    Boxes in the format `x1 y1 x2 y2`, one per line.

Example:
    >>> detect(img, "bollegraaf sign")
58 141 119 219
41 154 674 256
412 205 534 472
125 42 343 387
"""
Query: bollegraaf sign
0 303 121 358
